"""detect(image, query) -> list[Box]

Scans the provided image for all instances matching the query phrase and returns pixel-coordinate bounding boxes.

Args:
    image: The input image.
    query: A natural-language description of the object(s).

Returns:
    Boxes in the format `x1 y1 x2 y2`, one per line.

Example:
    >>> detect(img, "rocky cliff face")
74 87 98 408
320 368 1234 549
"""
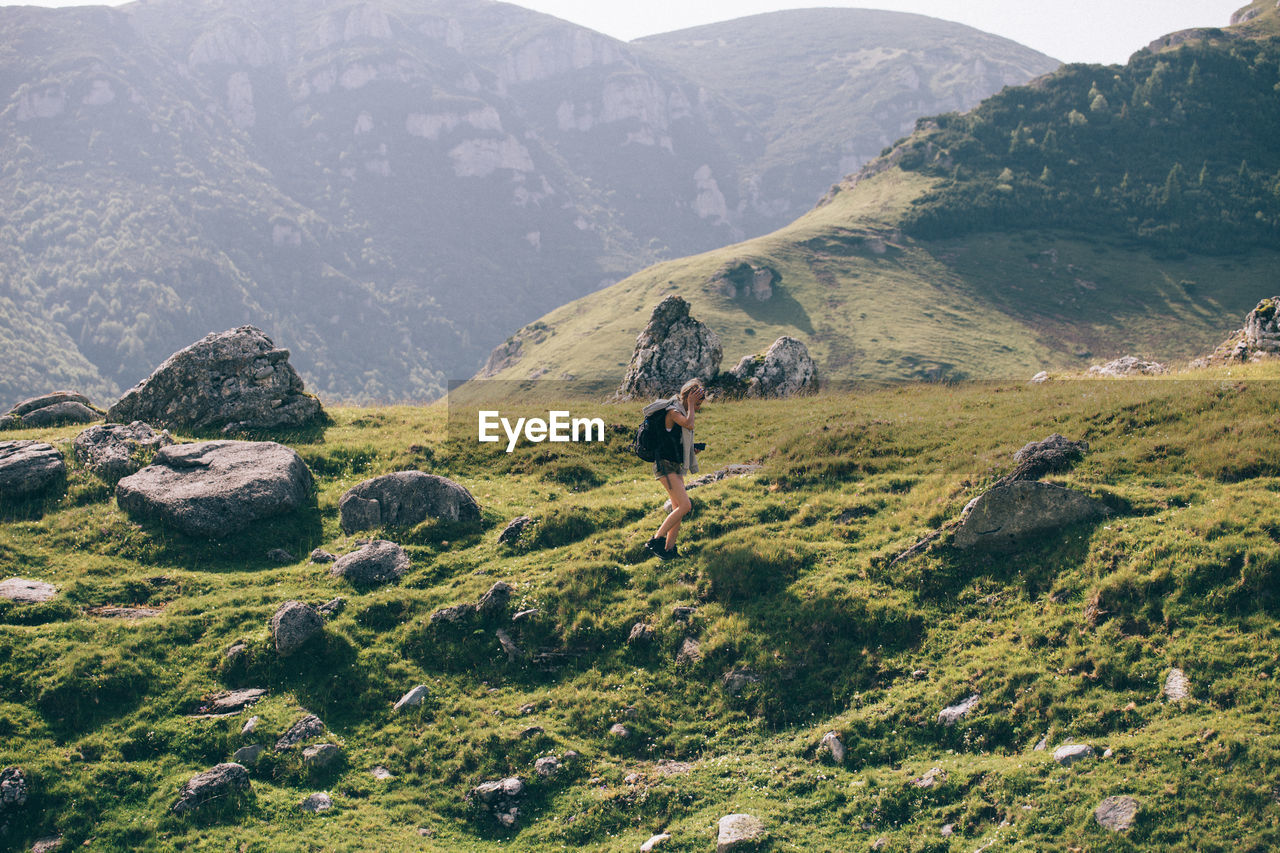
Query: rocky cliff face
0 0 1057 406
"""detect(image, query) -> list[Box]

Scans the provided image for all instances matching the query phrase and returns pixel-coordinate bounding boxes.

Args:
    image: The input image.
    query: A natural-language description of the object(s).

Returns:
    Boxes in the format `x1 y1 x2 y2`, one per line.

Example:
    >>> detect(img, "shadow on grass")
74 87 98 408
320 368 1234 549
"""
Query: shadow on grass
0 477 68 522
124 500 326 572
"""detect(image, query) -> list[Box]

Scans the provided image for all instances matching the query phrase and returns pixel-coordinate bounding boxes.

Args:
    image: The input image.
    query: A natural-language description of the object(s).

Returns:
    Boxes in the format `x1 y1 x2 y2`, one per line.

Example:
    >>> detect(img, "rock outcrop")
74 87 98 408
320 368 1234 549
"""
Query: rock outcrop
338 471 480 533
469 776 525 827
1088 355 1167 377
329 540 410 587
1195 296 1280 365
107 326 324 433
0 440 65 500
937 694 980 726
953 481 1106 552
2 391 102 429
995 434 1089 486
73 422 174 482
115 441 314 538
615 296 722 401
728 336 818 398
276 714 326 750
172 763 251 814
711 261 777 300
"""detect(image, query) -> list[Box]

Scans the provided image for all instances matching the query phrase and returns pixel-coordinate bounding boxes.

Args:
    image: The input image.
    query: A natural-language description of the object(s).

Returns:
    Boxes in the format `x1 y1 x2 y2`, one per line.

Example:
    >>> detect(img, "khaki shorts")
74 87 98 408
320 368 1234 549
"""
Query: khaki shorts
654 459 684 478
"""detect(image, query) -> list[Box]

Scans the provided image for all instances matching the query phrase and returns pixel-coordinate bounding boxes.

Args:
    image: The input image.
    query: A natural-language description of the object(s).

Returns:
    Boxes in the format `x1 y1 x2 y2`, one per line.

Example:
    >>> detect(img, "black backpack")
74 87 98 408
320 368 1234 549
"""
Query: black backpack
632 403 680 463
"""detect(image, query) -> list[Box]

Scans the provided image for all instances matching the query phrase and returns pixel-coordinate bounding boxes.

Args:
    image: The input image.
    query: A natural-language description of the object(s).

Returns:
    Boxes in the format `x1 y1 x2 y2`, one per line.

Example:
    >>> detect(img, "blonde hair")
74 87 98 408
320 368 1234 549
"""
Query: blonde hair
679 378 705 411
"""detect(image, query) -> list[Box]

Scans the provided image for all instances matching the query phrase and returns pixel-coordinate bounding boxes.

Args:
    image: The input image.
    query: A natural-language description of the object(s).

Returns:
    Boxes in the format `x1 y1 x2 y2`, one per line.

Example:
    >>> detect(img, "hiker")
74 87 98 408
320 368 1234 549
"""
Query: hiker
645 378 705 560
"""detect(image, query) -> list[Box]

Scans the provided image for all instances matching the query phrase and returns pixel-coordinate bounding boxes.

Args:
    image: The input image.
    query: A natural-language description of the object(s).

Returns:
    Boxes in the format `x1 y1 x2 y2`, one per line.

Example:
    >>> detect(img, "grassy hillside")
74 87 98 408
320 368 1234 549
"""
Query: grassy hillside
479 167 1276 383
482 9 1280 386
3 364 1280 850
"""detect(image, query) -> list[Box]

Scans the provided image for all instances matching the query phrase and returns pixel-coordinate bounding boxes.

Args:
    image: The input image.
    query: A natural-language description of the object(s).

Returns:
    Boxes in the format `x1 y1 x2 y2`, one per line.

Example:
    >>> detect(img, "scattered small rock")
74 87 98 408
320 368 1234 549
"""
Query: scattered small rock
722 668 760 696
512 608 538 622
271 601 324 656
914 767 947 788
429 602 476 626
940 823 954 837
232 744 264 765
30 835 63 853
371 766 393 780
0 441 65 500
911 669 928 680
1029 371 1049 384
1054 743 1095 765
676 637 701 665
301 792 332 813
241 716 259 736
200 688 267 714
641 832 671 852
937 694 980 726
498 516 533 545
534 756 562 778
224 642 249 663
309 549 336 563
870 837 889 851
628 623 655 645
1 767 28 819
469 777 524 828
87 605 163 619
316 597 346 618
609 723 631 740
1094 795 1140 831
0 578 56 604
496 628 523 661
393 685 430 713
1103 748 1114 758
477 581 514 617
266 548 295 564
1034 734 1048 751
519 725 544 739
671 606 697 621
330 540 410 588
172 763 251 814
716 813 767 852
1163 668 1191 702
819 731 845 764
276 714 325 750
303 743 342 769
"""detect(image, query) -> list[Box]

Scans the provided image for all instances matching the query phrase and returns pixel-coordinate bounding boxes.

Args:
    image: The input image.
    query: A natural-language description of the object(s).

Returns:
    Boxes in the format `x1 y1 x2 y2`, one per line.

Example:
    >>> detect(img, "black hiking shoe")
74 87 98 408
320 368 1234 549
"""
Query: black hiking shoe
645 537 667 560
663 544 680 560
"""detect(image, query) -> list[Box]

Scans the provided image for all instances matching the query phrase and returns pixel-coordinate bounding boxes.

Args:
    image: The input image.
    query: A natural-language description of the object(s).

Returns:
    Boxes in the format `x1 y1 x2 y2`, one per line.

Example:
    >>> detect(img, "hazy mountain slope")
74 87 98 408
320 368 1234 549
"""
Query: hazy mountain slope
480 6 1280 384
635 9 1059 233
0 0 1057 407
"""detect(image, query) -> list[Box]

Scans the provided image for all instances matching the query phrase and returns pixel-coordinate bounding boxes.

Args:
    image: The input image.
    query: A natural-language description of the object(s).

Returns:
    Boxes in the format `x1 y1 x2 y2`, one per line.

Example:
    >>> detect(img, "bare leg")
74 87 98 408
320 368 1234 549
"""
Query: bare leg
655 473 692 549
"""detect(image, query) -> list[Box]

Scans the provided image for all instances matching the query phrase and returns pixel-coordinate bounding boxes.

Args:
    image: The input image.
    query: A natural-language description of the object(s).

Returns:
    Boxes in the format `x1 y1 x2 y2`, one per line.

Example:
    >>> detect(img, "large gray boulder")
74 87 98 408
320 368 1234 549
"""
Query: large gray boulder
953 481 1105 552
728 336 818 398
615 296 722 401
116 441 313 538
338 471 480 533
0 440 65 500
329 540 410 587
172 763 251 814
271 601 324 656
107 326 324 433
73 422 174 482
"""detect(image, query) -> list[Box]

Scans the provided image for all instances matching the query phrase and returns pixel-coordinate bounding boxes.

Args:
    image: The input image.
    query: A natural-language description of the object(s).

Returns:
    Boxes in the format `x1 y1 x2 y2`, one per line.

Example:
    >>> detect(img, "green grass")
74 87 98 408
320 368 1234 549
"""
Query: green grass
3 365 1280 850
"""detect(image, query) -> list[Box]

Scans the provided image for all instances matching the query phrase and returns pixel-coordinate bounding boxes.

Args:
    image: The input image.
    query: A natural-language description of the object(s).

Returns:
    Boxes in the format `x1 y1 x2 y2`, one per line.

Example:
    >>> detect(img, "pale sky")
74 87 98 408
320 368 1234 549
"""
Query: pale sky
1 0 1249 65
